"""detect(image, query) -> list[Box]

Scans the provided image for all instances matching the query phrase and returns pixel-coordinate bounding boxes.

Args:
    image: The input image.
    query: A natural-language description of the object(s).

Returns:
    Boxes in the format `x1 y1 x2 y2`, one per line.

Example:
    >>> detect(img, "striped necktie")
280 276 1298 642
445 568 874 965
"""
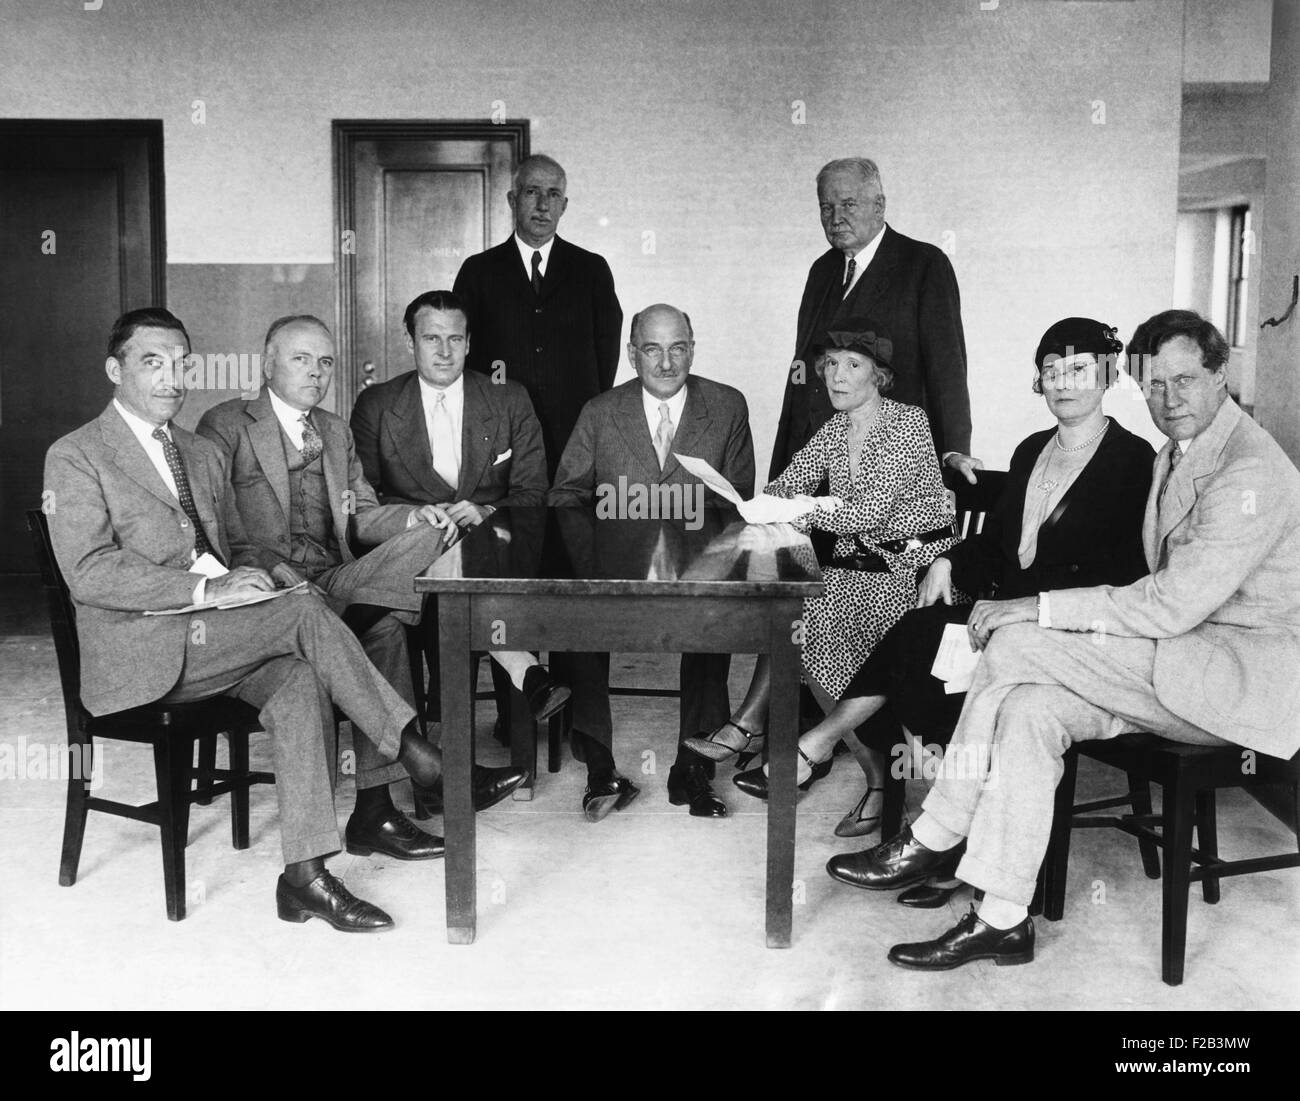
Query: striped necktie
152 427 216 558
842 256 856 297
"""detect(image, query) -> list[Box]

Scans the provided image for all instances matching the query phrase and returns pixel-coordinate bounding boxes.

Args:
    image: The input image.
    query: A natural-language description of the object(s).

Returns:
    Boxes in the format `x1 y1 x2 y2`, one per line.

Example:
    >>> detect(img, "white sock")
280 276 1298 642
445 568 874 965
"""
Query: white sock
977 894 1028 930
490 651 537 692
911 813 964 853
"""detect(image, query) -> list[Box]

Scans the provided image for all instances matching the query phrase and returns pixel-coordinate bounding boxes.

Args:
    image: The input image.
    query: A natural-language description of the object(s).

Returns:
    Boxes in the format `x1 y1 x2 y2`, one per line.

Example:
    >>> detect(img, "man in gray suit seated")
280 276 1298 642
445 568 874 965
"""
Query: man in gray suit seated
197 315 531 854
826 310 1300 970
550 303 756 821
44 307 464 931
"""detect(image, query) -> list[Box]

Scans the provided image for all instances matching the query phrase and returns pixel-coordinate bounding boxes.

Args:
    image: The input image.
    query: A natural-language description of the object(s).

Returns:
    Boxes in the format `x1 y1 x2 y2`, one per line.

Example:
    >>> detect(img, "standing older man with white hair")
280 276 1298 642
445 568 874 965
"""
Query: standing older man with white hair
770 157 979 484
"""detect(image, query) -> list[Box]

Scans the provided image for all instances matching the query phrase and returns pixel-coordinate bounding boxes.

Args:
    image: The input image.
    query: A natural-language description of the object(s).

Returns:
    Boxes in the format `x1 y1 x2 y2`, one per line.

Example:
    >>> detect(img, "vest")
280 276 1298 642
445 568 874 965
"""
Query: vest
283 432 340 579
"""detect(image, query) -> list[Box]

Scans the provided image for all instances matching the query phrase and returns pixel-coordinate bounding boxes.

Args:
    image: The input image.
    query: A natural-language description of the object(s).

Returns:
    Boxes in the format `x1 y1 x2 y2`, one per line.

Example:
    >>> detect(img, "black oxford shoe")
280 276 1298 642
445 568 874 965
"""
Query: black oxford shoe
583 773 639 822
826 826 963 891
276 872 394 932
887 907 1035 970
412 763 529 818
345 810 445 860
897 883 960 908
522 666 571 722
668 764 727 818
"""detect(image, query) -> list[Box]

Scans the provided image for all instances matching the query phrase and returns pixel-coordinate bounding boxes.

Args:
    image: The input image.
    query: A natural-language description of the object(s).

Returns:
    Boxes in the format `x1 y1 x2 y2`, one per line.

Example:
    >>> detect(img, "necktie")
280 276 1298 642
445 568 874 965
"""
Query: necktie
299 413 323 463
431 391 460 489
1160 444 1182 502
152 426 215 558
842 256 856 297
653 401 675 469
531 250 544 296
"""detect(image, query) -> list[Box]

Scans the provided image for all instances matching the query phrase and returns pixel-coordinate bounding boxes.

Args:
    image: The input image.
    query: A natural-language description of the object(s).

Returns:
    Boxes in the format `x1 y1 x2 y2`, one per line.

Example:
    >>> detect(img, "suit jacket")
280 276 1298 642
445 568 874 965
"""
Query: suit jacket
769 225 970 478
43 403 254 716
945 419 1154 600
196 391 413 572
453 235 622 472
1051 399 1300 757
349 369 548 509
548 375 755 508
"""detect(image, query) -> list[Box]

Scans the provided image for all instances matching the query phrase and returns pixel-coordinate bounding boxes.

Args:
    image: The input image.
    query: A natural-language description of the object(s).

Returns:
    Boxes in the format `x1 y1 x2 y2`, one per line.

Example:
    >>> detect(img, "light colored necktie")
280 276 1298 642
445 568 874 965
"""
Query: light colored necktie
1160 444 1181 502
298 413 323 463
842 256 856 297
430 391 460 489
653 401 675 469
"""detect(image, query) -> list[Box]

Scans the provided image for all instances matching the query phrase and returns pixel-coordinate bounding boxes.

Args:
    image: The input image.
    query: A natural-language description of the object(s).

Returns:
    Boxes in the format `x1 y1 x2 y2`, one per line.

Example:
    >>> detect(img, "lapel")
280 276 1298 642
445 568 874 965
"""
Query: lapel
799 251 844 353
245 391 291 520
495 237 536 300
537 236 571 304
1153 397 1241 554
385 372 450 498
844 225 899 317
1040 421 1116 536
316 410 352 546
98 404 185 516
1000 431 1043 558
458 372 499 497
612 382 664 484
660 377 711 481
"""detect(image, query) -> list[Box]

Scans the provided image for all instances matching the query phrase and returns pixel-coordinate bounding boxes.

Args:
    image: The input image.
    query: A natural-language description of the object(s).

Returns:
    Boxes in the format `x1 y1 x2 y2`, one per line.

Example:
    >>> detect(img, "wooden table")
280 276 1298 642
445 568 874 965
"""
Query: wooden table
415 507 823 947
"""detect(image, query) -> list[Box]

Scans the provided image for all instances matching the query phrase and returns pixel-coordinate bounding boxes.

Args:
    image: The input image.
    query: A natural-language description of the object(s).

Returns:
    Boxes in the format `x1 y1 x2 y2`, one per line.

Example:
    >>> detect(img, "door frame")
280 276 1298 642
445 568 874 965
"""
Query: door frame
332 119 530 407
0 118 167 307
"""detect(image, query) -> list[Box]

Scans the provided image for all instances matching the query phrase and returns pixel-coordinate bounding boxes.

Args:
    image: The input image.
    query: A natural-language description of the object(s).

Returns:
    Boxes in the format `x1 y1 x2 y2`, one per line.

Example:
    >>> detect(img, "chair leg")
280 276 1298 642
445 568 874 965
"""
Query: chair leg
195 733 218 806
154 735 194 921
1195 790 1220 904
230 730 251 850
58 735 92 887
1160 772 1195 986
1128 773 1161 880
1043 749 1080 922
548 709 566 773
406 626 428 737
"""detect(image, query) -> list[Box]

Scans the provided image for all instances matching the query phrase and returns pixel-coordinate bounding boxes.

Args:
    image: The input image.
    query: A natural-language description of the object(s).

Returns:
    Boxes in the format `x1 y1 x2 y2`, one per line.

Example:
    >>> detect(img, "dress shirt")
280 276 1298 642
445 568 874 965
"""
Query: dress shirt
418 371 465 482
112 398 218 603
841 222 887 298
513 233 555 279
641 382 689 445
266 386 313 449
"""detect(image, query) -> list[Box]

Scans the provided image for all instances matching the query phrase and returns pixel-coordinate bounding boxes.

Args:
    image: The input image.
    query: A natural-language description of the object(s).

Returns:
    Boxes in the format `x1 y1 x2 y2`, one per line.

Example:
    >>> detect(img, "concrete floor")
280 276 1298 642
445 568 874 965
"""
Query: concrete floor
1 581 1297 1011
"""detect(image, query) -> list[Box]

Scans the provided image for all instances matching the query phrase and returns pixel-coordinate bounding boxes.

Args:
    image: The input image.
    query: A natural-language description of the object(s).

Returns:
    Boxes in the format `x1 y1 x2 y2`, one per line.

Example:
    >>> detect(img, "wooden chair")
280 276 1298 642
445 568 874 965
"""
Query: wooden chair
1035 733 1300 984
27 509 273 921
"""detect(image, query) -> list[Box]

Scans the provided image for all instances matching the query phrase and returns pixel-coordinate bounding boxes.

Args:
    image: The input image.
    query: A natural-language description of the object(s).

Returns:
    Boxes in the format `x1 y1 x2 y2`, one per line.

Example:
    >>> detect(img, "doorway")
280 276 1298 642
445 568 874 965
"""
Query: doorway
0 120 166 574
333 120 529 411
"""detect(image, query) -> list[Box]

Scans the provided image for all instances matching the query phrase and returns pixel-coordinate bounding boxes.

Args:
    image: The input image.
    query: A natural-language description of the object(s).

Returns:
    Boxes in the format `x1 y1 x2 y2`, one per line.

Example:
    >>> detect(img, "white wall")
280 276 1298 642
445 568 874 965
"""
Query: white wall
0 0 1193 469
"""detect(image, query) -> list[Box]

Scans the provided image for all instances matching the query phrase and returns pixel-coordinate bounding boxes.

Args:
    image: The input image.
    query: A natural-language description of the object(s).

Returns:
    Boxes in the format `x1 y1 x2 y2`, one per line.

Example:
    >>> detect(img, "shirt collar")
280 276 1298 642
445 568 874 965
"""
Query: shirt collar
641 379 689 426
418 370 465 408
113 397 170 445
514 233 555 275
845 221 887 276
266 386 313 437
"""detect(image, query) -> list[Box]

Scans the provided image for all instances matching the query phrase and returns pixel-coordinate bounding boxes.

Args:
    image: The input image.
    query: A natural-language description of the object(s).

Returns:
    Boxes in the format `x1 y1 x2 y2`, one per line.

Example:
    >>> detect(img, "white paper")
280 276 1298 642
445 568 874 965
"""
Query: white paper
930 622 982 694
674 453 842 525
144 581 308 616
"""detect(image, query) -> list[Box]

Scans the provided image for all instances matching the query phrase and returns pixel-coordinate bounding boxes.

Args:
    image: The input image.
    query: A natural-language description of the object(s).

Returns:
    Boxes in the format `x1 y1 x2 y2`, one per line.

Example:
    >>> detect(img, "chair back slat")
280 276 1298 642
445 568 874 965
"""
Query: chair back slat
945 469 1007 548
26 509 87 734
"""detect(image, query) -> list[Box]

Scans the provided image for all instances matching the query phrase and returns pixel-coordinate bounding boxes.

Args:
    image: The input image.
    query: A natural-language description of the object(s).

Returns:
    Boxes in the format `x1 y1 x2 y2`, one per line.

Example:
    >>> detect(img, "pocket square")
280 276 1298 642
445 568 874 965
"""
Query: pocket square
492 449 512 466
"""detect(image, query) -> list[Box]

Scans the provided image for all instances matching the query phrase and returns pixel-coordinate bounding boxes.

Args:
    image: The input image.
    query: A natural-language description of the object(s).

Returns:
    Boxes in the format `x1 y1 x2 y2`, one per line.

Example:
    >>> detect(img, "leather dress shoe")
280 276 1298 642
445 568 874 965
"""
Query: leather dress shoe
825 826 963 891
887 906 1035 970
345 810 445 860
667 764 727 818
521 666 571 722
276 871 394 932
412 763 529 819
897 882 960 908
583 774 640 822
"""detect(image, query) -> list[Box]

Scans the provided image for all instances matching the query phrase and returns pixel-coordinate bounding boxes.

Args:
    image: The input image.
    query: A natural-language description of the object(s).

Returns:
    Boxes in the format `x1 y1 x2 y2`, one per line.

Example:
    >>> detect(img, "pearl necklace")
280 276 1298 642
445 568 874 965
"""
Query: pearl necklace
1037 421 1108 490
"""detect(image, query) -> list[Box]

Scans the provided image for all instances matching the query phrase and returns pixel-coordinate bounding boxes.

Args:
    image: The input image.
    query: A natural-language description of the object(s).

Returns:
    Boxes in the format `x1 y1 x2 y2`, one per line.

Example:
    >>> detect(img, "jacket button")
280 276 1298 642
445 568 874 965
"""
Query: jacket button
535 346 543 353
1069 564 1079 572
535 307 542 315
180 518 189 527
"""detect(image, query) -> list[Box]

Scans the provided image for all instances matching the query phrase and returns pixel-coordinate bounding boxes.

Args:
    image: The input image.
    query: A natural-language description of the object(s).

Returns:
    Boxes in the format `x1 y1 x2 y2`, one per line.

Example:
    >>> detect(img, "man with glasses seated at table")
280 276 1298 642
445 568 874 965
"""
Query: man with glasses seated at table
825 310 1300 970
549 303 755 821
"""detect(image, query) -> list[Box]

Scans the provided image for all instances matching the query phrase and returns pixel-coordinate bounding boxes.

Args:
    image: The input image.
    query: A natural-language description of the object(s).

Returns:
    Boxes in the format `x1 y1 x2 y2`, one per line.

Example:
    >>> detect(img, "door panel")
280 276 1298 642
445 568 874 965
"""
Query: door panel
335 122 527 405
0 121 165 573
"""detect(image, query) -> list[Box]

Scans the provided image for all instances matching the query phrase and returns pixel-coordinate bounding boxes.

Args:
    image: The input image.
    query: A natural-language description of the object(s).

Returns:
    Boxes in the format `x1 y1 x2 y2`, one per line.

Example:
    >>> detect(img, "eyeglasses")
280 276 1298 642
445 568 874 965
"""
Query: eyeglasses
1039 361 1096 386
1147 375 1209 397
636 342 692 365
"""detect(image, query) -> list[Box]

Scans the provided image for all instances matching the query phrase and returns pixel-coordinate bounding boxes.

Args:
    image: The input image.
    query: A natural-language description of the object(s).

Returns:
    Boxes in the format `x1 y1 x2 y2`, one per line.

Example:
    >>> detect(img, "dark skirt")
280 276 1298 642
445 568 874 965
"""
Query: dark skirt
846 602 973 752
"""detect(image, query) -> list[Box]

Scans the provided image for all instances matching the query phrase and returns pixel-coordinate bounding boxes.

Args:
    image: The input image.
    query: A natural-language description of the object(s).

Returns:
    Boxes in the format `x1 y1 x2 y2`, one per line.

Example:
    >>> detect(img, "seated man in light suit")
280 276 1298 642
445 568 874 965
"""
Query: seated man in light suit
550 303 756 820
45 307 465 931
197 315 532 850
826 310 1300 970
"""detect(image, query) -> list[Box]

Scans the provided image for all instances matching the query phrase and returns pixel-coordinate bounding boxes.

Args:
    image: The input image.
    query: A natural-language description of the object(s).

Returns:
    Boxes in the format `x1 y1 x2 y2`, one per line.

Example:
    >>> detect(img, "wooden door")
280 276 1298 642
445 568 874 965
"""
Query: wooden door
334 121 528 408
0 120 165 573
